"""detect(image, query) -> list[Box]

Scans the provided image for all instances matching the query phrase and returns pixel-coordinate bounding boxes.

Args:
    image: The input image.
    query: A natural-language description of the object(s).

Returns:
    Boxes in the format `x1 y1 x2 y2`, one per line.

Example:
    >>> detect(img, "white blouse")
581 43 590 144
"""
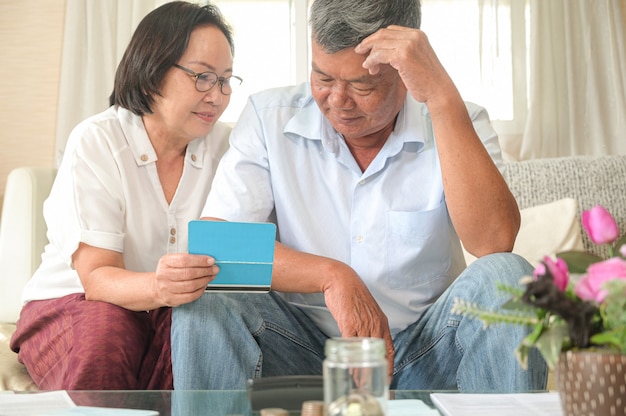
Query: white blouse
22 106 230 303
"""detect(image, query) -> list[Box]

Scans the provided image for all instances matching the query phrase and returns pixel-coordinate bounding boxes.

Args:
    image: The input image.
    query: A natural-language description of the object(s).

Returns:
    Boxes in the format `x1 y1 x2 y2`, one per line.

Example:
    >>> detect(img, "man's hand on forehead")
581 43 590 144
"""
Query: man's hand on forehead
354 25 414 75
354 25 454 104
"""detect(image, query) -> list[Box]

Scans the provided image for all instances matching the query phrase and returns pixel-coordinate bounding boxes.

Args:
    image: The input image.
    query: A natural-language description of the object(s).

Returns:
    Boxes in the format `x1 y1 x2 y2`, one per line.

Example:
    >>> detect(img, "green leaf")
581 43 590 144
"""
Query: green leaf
591 329 626 353
530 322 569 370
496 284 525 298
501 298 538 315
523 320 546 346
613 234 626 257
556 251 604 274
515 343 531 370
516 321 550 369
451 298 538 328
599 281 626 332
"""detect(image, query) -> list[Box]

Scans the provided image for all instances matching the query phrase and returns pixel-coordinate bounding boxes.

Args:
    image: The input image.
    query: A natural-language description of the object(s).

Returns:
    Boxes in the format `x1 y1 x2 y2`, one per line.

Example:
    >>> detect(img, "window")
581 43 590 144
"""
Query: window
421 0 529 136
214 0 528 136
213 0 311 123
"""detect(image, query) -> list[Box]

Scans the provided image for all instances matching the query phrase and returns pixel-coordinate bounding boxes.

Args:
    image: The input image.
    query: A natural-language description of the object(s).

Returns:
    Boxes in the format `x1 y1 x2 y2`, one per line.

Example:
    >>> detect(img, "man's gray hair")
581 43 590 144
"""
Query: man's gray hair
310 0 421 53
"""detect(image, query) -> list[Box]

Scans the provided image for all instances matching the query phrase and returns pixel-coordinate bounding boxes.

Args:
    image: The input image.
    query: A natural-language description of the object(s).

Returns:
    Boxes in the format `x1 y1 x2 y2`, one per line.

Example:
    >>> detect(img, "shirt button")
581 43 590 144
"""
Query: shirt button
140 154 148 162
169 236 176 244
191 154 197 162
170 228 177 236
359 179 366 185
355 235 364 243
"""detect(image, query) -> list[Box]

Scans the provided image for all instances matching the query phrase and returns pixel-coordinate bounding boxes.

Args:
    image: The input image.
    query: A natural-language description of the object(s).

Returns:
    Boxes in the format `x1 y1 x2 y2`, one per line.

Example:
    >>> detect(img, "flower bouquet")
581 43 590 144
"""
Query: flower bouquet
452 205 626 370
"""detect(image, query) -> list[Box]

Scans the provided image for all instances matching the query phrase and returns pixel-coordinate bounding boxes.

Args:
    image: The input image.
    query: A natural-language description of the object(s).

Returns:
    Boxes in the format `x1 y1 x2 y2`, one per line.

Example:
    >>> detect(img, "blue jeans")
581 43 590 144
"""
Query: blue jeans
172 253 547 392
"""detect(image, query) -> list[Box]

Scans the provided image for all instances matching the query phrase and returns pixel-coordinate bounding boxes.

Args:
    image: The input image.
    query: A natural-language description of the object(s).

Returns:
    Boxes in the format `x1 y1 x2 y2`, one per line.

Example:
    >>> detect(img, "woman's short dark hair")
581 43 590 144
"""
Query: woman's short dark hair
109 1 234 115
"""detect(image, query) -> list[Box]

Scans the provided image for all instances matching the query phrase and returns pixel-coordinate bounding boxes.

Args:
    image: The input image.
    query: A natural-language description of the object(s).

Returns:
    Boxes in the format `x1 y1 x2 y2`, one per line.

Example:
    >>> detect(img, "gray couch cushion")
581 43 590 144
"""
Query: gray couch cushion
503 155 626 258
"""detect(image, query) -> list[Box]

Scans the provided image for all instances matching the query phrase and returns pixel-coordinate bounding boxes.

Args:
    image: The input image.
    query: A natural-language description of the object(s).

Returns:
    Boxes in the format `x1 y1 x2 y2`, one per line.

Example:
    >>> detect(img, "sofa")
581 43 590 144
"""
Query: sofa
0 167 56 391
1 154 625 391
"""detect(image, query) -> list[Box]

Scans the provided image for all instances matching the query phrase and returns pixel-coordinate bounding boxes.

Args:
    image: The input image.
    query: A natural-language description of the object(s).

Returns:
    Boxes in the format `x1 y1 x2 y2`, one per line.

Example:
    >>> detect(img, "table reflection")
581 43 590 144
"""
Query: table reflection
66 389 439 415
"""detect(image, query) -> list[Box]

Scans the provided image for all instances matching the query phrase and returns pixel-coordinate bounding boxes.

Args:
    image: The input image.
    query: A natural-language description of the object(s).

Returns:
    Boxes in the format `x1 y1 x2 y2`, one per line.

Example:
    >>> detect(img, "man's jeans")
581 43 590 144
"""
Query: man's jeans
172 252 547 392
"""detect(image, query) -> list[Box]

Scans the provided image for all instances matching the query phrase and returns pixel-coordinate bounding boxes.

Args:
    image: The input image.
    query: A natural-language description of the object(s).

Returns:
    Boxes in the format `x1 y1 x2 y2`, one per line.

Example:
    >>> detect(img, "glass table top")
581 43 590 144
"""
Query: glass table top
19 390 441 416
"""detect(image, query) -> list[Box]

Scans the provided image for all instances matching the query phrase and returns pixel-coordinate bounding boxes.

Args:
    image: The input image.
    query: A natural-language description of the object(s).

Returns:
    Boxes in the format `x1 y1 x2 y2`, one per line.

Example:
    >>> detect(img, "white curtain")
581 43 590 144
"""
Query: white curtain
55 1 626 162
54 0 169 166
520 0 626 159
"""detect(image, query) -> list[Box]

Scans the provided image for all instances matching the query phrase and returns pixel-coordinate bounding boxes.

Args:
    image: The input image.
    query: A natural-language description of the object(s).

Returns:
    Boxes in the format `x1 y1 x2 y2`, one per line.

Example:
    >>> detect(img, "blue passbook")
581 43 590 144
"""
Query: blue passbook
188 220 277 292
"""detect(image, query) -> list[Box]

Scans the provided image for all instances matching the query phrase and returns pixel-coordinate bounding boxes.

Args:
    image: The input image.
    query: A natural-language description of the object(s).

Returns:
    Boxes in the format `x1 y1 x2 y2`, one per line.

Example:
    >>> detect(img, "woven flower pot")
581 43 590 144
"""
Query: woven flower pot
556 350 626 416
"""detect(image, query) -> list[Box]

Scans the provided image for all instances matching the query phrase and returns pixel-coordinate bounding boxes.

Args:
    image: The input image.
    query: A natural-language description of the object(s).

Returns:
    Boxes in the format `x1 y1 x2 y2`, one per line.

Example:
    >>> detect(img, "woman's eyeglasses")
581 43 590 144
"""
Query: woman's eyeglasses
173 64 243 95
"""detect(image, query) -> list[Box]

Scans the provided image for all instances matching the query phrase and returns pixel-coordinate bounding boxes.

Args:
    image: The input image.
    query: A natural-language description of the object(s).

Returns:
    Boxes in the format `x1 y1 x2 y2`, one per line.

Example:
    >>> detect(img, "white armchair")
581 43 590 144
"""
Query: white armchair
0 166 56 390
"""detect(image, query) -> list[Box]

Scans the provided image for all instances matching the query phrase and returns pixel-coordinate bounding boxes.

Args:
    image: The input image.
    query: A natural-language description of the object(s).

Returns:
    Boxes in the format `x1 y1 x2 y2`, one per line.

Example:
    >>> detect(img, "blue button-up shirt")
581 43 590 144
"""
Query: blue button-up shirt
203 82 503 337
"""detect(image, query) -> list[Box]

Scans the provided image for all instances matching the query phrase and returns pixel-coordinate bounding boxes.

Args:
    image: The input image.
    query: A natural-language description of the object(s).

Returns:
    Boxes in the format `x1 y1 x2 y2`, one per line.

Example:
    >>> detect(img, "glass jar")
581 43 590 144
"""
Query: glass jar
323 337 388 416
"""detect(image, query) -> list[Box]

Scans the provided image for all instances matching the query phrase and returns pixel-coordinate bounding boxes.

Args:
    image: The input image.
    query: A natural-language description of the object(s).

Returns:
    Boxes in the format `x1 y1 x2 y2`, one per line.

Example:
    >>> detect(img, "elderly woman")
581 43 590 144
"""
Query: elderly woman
10 1 241 390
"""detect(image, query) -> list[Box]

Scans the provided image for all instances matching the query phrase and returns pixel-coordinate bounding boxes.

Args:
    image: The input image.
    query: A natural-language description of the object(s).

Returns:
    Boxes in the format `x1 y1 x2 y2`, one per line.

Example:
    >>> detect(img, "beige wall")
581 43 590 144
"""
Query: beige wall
0 0 65 205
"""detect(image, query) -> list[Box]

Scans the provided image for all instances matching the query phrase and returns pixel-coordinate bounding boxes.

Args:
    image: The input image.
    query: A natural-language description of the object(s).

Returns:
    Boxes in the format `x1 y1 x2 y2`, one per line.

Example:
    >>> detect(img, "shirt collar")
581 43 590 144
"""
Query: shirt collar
284 95 342 153
117 106 205 168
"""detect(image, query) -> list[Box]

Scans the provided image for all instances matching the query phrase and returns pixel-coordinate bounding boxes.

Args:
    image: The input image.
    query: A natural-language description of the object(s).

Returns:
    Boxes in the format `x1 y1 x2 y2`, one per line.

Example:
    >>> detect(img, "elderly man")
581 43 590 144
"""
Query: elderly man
172 0 547 392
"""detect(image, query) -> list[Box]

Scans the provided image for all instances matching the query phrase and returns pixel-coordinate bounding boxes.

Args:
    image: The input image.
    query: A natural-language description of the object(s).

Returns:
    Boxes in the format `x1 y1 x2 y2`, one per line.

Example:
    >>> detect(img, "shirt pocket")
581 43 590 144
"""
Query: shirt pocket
385 201 453 289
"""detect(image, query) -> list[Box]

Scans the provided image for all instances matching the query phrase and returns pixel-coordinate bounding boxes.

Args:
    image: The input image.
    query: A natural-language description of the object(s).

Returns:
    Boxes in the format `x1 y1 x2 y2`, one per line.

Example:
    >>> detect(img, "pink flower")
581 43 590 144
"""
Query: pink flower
582 205 620 245
574 257 626 303
534 256 569 291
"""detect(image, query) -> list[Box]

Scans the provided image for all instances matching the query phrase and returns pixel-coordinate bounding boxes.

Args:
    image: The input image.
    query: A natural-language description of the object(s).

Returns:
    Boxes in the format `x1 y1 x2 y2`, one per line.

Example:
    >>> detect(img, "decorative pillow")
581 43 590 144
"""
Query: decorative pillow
463 198 584 266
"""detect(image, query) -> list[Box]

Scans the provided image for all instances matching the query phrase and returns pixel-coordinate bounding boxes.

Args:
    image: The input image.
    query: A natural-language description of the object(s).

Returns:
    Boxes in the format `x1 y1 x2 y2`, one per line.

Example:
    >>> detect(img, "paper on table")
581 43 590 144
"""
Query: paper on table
430 392 563 416
388 399 441 415
0 390 75 416
0 390 158 416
